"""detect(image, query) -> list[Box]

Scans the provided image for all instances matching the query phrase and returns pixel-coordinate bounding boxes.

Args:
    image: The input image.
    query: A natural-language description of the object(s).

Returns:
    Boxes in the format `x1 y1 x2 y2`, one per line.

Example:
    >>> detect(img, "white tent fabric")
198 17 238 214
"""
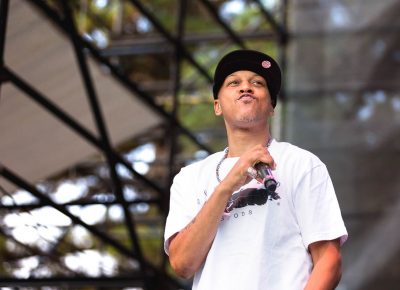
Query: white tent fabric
0 0 162 192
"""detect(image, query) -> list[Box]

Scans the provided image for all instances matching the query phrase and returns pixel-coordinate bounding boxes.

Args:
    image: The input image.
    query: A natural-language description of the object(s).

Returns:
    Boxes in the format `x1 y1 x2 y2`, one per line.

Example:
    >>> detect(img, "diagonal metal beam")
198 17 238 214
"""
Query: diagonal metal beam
167 0 187 206
198 0 246 48
0 164 187 290
252 0 288 44
2 66 164 195
0 164 141 262
59 1 148 280
2 66 183 288
161 0 188 269
127 0 212 82
30 0 213 154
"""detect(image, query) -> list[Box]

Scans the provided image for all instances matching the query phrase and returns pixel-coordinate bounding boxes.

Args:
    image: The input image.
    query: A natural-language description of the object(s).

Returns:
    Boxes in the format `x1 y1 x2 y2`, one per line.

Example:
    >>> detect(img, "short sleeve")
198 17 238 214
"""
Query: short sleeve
164 167 198 255
294 162 348 249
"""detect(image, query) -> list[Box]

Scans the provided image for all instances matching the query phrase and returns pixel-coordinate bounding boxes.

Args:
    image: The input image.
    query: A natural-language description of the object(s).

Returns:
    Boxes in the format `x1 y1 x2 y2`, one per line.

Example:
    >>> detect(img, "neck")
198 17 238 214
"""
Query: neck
225 126 271 157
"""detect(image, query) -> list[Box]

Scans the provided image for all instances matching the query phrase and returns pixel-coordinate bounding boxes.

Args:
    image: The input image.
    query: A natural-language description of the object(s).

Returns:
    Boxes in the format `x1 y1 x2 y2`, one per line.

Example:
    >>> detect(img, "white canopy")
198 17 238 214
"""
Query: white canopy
0 0 163 192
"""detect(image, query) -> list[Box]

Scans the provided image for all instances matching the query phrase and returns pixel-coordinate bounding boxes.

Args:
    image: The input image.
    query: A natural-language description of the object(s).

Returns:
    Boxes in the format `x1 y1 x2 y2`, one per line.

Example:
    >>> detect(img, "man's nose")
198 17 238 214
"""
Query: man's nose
239 87 253 93
239 80 254 93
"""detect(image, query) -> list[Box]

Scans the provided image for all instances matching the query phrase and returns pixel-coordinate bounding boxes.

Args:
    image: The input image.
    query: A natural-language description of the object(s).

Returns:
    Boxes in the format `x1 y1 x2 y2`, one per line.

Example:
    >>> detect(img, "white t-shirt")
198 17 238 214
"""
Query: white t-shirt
164 140 348 290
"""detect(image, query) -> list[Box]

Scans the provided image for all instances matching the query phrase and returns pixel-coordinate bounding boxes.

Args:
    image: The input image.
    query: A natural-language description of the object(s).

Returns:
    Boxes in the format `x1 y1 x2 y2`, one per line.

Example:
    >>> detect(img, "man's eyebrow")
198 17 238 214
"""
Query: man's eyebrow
226 73 238 78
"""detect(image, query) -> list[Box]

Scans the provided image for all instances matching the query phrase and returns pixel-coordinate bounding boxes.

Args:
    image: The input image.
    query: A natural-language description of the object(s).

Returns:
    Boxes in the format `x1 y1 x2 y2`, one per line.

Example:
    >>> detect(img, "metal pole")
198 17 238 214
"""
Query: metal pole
0 0 9 65
0 0 9 96
59 1 150 287
198 0 246 48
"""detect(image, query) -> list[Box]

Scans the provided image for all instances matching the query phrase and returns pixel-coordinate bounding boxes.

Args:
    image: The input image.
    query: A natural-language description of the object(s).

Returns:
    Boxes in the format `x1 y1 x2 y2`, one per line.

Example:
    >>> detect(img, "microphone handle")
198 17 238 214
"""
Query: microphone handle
254 163 277 193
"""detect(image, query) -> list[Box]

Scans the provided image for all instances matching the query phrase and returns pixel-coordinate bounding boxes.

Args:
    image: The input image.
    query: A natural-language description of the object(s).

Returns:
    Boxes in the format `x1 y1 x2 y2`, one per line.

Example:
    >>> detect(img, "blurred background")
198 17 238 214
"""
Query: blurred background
0 0 399 289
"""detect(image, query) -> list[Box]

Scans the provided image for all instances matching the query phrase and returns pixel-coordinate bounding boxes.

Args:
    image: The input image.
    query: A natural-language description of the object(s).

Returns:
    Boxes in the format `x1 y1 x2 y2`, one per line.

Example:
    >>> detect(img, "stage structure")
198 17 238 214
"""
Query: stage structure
0 0 287 289
2 1 400 290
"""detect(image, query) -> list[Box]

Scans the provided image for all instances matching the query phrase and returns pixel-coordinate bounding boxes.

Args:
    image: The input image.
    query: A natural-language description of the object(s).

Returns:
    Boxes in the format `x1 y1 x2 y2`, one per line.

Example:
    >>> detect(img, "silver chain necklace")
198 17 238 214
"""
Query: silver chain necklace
216 138 272 183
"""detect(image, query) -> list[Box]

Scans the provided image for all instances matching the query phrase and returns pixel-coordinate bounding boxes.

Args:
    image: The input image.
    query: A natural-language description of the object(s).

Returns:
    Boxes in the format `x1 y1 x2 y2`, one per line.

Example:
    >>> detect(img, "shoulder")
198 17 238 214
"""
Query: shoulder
170 151 224 196
272 140 325 170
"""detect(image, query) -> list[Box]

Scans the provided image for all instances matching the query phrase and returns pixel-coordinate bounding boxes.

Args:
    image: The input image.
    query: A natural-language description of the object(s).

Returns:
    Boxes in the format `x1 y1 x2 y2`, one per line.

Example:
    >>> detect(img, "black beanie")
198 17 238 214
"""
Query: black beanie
212 49 281 107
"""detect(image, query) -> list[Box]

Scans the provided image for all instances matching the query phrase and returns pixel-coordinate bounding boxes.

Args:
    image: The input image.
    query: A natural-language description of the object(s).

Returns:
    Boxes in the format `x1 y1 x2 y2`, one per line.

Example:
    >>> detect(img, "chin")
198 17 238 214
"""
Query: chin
238 113 260 122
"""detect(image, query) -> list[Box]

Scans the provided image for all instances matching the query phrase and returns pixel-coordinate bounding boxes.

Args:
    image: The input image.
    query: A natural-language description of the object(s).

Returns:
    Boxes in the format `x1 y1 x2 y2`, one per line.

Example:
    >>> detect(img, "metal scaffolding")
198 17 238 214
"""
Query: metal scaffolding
2 1 399 289
0 0 287 288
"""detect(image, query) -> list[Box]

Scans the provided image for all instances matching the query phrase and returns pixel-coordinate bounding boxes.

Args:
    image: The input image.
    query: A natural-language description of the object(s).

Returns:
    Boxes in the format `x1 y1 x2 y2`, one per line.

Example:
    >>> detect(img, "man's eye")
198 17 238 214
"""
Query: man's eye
228 80 239 86
252 80 265 86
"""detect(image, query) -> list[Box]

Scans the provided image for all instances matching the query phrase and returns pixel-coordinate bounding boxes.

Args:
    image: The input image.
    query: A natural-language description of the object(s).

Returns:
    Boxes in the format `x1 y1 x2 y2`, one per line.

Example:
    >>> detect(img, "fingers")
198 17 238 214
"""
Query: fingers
250 144 276 170
246 166 264 183
243 144 276 182
246 166 258 179
222 144 276 191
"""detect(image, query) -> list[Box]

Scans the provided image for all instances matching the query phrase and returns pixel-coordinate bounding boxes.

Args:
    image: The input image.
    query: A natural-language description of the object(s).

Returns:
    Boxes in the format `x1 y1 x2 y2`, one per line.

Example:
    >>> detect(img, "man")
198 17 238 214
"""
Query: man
164 49 348 290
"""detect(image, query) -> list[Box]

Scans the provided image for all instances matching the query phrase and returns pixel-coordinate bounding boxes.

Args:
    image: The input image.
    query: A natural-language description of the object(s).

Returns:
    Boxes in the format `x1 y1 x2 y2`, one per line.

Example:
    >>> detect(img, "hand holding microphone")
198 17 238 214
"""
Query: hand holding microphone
247 162 278 196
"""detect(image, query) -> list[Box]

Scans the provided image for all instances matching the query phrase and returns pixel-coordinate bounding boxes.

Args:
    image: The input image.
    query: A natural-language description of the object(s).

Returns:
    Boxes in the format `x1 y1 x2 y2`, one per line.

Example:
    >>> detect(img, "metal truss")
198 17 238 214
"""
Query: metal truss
0 0 287 288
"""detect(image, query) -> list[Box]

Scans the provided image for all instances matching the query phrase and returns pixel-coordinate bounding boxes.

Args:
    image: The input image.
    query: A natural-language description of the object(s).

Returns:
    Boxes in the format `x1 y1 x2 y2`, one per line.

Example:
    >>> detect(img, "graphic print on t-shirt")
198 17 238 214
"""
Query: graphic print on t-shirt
225 185 280 213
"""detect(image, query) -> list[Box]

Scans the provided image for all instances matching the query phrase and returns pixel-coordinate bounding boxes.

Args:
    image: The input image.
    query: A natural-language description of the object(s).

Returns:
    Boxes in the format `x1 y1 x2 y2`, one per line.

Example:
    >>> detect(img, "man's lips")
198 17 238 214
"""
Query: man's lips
238 93 255 101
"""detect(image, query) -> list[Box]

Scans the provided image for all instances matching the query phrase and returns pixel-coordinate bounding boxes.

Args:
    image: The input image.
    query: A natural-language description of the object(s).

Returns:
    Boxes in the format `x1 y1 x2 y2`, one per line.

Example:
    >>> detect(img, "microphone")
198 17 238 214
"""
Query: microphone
254 163 278 193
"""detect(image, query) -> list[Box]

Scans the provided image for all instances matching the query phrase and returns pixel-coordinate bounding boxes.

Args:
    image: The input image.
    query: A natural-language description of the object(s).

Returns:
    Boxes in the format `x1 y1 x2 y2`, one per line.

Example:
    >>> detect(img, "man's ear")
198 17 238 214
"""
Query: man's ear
214 100 222 116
